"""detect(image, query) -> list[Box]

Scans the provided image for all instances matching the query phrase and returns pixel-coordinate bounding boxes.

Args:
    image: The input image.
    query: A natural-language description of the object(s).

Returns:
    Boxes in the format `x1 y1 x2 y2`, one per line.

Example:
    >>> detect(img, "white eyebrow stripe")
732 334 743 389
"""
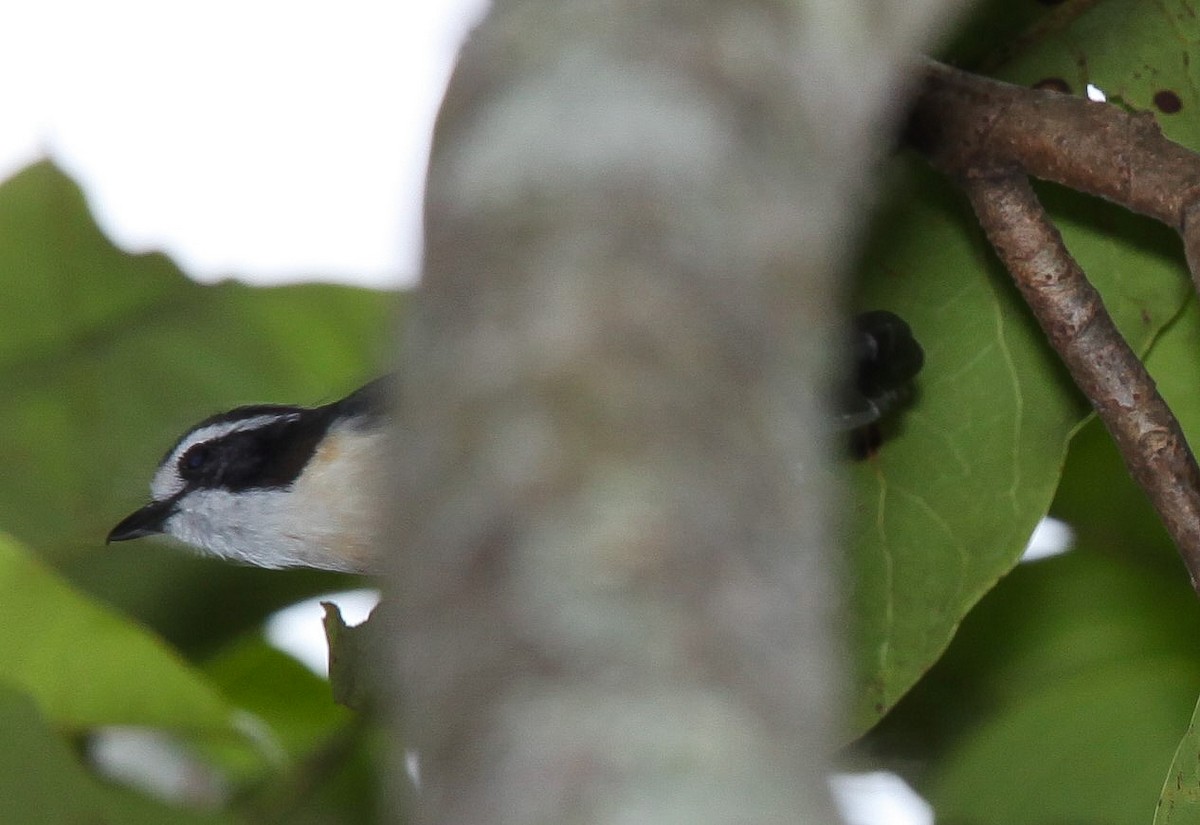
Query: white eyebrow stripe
150 413 301 500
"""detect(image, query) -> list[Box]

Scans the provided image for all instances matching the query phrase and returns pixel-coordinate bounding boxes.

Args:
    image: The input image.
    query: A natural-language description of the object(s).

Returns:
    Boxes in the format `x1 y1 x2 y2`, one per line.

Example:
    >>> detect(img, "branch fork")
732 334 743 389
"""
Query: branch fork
910 61 1200 590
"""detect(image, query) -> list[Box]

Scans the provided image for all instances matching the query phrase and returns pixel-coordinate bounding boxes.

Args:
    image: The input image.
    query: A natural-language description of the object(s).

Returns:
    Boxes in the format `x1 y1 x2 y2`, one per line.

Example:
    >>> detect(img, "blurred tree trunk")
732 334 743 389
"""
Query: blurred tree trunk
388 1 968 822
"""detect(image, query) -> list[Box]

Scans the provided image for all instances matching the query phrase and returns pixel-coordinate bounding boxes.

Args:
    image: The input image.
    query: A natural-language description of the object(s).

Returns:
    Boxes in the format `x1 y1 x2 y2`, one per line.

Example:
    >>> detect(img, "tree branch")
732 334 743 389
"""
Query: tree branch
908 60 1200 292
908 60 1200 590
388 3 970 822
961 170 1200 590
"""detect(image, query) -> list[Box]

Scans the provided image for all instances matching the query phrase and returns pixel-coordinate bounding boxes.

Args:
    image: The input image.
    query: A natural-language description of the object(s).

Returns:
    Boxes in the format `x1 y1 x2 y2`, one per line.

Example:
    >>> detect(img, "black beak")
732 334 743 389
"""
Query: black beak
107 499 176 543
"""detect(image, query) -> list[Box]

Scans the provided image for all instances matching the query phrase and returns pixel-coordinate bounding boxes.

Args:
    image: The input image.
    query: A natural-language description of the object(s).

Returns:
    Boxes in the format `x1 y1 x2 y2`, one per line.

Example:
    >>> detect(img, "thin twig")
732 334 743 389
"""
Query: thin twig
908 59 1200 293
961 169 1200 590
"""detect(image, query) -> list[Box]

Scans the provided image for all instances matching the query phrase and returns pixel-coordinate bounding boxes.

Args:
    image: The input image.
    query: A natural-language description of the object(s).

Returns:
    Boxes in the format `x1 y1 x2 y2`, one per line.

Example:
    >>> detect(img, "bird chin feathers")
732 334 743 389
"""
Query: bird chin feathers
162 489 363 571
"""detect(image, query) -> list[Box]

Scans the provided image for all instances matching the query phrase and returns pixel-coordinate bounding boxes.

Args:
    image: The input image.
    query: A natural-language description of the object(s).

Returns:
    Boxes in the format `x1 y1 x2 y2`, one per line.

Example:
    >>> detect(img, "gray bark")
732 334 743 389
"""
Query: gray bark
387 2 968 822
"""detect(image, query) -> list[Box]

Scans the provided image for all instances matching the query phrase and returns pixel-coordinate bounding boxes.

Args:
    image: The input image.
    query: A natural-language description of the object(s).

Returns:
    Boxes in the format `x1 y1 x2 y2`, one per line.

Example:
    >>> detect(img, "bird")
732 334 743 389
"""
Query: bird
108 313 922 572
107 377 392 573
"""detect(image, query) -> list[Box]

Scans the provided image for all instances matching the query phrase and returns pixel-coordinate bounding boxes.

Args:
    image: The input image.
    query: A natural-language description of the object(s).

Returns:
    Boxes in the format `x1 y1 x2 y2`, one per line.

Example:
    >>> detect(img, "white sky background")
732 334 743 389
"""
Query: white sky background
0 0 489 288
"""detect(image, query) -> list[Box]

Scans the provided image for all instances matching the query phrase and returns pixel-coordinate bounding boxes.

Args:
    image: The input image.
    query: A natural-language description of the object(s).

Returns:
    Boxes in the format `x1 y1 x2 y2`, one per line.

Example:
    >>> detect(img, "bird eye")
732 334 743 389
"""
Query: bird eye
180 444 210 474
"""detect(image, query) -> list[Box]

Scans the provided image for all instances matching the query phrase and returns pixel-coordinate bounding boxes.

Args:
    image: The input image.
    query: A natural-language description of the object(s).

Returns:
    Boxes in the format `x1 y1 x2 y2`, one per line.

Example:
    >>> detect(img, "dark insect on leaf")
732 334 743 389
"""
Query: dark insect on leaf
841 310 924 457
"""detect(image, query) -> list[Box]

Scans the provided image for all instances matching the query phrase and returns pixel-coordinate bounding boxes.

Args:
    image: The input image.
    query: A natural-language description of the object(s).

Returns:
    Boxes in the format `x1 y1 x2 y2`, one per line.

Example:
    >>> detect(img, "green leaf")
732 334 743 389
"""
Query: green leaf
999 0 1200 135
1158 698 1200 825
848 0 1200 731
929 659 1198 825
0 685 237 825
0 531 235 732
0 158 398 819
0 159 391 659
854 292 1200 820
0 156 399 818
1142 297 1200 822
203 628 387 824
201 633 353 781
856 461 1200 823
0 160 395 566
